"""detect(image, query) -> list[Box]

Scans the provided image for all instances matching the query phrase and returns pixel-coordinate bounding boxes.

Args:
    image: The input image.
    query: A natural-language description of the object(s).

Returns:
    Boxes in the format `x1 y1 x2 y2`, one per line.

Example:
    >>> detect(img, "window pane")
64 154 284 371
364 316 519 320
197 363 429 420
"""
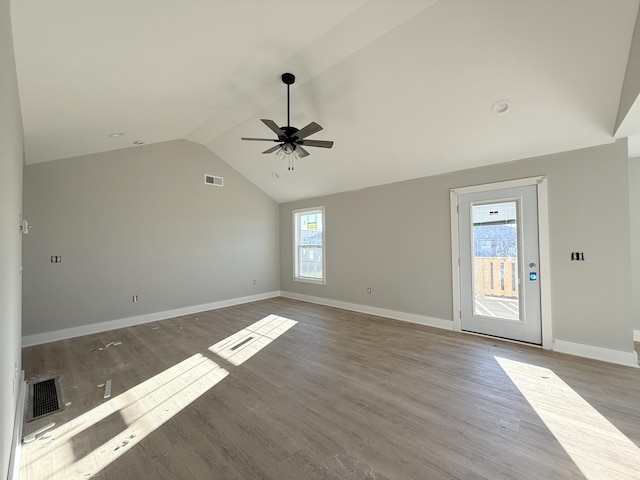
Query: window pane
299 246 323 278
471 201 519 321
300 213 322 245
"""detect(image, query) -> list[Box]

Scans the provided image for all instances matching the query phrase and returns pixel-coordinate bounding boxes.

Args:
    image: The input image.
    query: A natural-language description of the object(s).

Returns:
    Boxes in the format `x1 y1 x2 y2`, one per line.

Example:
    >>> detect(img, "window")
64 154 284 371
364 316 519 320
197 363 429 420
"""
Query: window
293 206 325 284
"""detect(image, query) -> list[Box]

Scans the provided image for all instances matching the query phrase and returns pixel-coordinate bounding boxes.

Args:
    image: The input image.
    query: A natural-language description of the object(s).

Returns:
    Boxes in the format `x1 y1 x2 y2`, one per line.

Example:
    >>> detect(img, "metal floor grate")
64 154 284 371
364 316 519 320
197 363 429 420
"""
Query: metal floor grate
28 377 64 422
231 336 254 351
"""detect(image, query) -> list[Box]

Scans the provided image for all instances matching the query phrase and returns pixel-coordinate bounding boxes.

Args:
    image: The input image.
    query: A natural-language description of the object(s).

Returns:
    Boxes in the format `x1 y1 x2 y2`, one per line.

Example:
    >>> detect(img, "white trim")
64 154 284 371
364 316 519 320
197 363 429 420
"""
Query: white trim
293 277 325 286
634 330 640 342
281 291 454 331
8 371 26 480
449 176 552 349
450 177 546 195
450 191 461 332
22 291 281 347
537 179 553 348
553 340 639 368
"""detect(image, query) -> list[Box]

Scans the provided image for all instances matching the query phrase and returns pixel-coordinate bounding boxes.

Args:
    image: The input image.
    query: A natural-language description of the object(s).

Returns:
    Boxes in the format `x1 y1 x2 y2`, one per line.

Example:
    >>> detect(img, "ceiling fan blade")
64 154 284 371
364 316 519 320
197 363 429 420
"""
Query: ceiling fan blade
294 122 323 140
262 145 282 154
241 137 279 142
261 119 284 137
296 146 310 158
298 139 334 148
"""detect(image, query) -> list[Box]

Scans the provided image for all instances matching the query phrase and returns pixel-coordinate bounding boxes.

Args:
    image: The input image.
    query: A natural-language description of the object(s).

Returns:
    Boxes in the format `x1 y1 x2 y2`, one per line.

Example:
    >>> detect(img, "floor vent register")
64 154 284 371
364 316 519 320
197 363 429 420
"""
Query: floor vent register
27 377 64 422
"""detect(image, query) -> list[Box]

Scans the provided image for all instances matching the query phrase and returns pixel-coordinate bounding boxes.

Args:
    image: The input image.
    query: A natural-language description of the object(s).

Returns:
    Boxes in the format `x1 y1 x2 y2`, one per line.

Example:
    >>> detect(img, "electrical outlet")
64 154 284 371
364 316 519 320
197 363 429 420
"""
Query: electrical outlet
367 287 372 294
132 295 139 303
252 279 257 285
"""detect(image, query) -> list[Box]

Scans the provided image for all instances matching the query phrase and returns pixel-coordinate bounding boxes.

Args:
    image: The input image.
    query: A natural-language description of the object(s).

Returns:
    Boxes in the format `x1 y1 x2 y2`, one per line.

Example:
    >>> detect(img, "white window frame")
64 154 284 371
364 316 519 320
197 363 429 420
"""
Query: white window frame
293 206 326 285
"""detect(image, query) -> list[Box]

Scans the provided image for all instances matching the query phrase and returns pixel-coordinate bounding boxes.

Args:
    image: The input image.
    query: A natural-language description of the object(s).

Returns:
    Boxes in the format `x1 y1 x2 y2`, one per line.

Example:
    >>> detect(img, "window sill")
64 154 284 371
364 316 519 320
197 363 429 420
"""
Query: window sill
293 277 326 286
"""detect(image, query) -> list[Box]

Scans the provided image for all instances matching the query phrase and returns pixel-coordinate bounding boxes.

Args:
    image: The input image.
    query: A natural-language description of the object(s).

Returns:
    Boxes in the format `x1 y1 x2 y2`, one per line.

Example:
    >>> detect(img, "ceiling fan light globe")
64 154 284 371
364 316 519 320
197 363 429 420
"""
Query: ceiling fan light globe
282 143 295 154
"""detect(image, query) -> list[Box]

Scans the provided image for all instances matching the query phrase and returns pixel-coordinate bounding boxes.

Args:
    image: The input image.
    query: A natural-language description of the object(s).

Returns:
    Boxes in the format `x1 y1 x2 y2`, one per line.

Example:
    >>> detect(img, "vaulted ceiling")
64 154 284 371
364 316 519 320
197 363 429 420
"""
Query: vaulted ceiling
11 0 640 202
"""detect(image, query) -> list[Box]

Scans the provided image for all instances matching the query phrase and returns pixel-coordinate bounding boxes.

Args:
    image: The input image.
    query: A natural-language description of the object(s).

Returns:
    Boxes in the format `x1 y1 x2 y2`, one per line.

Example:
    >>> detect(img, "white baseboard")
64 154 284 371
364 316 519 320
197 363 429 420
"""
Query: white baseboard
22 291 281 347
280 291 454 331
8 371 25 480
281 292 640 368
24 291 638 370
553 339 639 368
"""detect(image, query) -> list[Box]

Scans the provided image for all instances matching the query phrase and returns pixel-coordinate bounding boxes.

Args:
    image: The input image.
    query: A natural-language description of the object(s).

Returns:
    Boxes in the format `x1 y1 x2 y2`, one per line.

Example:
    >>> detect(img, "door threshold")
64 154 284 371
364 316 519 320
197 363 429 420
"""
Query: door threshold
461 329 542 348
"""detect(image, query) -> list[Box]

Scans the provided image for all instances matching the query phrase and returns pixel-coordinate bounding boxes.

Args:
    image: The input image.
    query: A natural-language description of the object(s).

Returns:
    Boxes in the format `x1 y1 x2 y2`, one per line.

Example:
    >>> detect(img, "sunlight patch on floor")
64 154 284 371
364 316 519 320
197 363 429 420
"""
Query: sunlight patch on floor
209 314 298 366
495 356 640 480
28 353 228 479
22 314 298 479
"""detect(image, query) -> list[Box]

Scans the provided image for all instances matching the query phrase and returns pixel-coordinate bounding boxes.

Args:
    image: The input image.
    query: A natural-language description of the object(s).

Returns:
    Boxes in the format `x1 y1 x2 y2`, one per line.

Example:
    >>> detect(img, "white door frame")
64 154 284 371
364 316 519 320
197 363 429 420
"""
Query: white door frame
450 177 552 349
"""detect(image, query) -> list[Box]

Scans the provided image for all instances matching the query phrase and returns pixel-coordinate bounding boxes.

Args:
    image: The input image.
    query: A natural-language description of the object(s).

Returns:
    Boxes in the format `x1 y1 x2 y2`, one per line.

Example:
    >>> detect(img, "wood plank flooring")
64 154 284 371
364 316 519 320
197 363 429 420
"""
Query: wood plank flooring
20 298 640 479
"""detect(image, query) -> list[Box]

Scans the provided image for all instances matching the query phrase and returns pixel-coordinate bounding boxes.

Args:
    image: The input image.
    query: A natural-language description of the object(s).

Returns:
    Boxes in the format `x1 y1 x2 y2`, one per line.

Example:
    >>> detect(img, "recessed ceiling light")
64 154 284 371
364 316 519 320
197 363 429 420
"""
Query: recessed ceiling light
133 140 145 145
109 132 125 137
491 100 512 115
271 172 280 179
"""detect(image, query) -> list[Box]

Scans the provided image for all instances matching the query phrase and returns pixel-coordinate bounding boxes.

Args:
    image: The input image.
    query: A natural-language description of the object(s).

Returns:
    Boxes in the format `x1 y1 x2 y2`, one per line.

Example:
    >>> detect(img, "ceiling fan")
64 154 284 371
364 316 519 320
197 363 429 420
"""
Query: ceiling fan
241 73 334 170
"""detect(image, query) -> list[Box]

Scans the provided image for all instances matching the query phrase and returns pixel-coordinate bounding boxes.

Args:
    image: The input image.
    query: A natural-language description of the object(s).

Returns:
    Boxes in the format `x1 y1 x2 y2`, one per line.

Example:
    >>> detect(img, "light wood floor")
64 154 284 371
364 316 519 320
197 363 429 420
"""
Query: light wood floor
20 298 640 479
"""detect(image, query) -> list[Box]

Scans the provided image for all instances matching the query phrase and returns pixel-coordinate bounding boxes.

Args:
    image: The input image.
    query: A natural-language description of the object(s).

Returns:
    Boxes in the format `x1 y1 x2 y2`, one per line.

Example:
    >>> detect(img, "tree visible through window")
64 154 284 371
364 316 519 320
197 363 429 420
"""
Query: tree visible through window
293 206 325 284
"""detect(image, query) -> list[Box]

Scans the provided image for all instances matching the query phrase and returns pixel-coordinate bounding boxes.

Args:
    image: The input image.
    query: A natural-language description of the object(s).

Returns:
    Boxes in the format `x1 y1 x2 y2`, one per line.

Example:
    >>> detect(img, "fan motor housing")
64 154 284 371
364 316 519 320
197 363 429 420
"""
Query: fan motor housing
281 126 299 139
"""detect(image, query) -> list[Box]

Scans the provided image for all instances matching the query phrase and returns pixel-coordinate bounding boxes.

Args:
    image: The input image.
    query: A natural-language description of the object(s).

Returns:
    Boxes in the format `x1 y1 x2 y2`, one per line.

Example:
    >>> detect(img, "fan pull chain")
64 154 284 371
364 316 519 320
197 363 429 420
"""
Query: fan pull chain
288 156 294 171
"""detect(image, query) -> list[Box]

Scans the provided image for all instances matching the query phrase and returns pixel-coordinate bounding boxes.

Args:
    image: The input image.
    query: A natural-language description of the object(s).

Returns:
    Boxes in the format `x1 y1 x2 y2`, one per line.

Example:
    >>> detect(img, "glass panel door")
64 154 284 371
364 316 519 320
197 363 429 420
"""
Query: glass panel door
458 185 541 345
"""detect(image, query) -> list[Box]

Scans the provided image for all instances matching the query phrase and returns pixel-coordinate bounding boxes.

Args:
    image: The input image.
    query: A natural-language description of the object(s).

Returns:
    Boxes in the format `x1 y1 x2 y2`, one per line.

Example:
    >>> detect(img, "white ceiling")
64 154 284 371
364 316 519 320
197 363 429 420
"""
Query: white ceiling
11 0 640 202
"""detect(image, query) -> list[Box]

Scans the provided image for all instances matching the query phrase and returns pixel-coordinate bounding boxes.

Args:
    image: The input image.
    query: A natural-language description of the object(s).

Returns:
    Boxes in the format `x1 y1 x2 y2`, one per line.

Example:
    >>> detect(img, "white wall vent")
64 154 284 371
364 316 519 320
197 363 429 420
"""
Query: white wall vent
204 174 223 187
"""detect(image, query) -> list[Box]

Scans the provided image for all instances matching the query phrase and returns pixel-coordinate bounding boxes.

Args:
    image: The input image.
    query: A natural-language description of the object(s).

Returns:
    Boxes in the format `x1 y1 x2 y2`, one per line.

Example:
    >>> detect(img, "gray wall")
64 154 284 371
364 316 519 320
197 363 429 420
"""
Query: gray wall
630 157 640 332
23 140 279 337
281 141 634 354
0 0 24 475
